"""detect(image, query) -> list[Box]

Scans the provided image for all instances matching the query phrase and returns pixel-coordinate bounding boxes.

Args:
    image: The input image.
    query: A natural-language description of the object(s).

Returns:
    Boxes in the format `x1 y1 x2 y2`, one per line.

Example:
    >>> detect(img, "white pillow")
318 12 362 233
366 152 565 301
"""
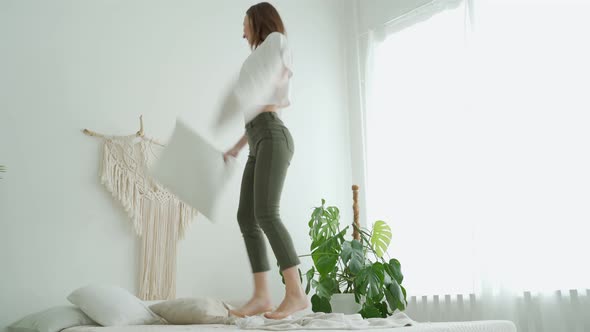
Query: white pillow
7 305 97 332
143 300 165 306
67 284 163 326
149 297 230 325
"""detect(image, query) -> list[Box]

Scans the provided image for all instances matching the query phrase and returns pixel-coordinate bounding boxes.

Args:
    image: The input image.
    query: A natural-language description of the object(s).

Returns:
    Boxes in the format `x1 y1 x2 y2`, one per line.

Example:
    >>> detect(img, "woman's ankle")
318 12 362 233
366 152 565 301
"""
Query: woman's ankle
250 293 271 302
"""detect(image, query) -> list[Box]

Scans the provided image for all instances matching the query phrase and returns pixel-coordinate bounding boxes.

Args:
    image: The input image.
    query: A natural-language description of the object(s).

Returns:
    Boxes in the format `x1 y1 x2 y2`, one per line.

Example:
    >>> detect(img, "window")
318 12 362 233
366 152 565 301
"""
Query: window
365 0 590 297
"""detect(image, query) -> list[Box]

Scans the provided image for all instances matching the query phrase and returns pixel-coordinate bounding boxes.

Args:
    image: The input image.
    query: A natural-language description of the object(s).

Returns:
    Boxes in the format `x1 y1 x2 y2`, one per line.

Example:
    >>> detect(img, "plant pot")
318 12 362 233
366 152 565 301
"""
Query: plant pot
329 293 362 314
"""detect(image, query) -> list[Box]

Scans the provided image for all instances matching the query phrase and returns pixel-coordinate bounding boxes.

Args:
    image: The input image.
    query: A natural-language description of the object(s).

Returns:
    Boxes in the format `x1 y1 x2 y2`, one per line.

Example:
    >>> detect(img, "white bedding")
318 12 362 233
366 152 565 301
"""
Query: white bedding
62 320 516 332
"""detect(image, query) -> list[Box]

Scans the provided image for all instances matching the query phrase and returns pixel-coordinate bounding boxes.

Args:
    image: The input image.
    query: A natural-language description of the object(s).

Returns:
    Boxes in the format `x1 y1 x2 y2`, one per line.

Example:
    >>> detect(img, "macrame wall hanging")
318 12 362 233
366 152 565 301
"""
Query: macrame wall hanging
83 116 198 300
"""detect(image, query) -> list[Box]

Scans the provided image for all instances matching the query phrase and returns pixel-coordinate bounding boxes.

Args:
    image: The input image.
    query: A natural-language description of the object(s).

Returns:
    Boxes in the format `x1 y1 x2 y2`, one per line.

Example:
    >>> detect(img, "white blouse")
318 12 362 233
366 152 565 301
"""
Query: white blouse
216 32 293 126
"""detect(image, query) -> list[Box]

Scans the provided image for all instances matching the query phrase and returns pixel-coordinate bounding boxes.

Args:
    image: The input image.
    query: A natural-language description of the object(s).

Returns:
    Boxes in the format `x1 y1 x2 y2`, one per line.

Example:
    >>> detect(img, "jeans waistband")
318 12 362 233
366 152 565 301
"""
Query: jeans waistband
245 111 283 129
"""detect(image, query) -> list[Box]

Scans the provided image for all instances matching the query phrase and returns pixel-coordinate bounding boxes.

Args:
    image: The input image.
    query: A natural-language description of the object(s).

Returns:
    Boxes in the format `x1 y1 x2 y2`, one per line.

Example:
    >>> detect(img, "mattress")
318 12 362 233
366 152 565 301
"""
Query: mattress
62 320 516 332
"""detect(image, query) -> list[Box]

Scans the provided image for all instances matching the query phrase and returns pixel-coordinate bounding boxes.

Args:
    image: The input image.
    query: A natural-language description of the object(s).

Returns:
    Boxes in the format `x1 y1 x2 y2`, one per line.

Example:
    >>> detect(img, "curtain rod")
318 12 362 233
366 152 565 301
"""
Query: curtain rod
357 0 437 38
357 0 465 38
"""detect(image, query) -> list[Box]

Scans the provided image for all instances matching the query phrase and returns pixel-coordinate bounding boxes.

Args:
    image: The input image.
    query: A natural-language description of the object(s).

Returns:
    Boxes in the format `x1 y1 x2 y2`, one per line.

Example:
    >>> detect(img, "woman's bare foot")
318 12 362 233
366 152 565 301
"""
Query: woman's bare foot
264 291 309 320
229 296 273 317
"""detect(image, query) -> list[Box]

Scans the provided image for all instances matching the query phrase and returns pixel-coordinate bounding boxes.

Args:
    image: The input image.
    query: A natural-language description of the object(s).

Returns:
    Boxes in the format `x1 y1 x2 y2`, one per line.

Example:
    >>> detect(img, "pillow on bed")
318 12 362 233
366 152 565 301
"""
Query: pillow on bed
149 297 230 324
7 305 97 332
67 284 163 326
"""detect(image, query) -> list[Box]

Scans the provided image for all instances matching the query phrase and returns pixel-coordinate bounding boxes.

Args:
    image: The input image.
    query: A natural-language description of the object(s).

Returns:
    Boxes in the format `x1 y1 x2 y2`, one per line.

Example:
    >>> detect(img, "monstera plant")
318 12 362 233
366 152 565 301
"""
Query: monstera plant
300 198 407 318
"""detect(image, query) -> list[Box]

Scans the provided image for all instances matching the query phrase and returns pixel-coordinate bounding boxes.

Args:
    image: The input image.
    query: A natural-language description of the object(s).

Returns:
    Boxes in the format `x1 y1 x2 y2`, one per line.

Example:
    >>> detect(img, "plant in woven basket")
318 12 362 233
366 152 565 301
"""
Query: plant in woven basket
300 186 407 318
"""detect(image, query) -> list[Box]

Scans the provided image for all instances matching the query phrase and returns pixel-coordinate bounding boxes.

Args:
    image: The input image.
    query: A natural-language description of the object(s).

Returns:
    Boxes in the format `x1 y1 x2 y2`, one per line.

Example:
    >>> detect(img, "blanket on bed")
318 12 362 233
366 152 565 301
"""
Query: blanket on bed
233 312 416 330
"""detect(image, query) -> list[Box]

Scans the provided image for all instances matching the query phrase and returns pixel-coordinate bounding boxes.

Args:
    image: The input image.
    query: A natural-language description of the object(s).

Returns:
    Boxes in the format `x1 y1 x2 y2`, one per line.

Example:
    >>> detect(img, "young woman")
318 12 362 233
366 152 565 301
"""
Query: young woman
222 2 309 320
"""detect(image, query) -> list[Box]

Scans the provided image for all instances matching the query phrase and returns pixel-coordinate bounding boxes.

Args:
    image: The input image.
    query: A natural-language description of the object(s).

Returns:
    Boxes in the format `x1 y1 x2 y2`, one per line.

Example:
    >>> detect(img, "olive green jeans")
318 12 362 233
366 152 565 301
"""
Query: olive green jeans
237 111 300 273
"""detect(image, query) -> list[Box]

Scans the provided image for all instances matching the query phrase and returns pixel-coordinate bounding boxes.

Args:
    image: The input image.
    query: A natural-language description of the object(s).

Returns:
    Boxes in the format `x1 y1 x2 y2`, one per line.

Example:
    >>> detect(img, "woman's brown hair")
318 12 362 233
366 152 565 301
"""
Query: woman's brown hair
246 2 286 49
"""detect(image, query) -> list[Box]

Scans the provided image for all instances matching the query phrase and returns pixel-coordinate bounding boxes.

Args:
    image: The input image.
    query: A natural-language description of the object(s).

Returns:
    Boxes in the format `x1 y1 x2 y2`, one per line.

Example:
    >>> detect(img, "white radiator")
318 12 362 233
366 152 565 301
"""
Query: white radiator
403 289 590 332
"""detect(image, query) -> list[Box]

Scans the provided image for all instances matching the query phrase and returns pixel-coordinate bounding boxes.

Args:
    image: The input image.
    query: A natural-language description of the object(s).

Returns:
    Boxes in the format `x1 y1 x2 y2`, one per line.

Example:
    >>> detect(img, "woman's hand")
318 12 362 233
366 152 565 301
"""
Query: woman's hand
224 133 248 163
223 146 240 162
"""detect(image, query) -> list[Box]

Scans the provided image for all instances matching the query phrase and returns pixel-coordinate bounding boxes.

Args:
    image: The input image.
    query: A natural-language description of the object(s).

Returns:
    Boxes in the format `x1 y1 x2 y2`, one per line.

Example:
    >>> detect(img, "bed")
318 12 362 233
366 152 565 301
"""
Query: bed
62 320 517 332
6 286 516 332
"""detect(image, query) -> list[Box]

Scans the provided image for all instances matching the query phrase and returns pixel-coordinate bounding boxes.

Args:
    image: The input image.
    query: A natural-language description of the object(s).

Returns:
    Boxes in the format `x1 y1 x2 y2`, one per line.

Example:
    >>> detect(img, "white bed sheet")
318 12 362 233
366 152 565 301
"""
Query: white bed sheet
62 320 516 332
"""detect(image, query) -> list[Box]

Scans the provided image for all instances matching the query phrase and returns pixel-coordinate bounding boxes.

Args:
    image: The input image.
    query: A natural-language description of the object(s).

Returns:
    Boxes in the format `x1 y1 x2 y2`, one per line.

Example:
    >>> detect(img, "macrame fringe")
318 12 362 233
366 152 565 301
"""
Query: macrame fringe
99 137 197 300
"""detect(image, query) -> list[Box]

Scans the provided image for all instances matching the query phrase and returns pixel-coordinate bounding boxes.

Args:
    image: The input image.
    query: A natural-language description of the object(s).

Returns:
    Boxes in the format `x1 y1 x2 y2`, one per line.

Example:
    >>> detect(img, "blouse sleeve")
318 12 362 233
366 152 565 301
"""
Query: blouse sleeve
215 32 292 127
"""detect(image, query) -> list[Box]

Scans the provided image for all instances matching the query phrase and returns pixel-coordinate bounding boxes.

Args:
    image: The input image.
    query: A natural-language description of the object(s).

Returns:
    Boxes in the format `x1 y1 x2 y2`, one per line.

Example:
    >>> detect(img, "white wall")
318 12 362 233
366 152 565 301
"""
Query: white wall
0 0 354 329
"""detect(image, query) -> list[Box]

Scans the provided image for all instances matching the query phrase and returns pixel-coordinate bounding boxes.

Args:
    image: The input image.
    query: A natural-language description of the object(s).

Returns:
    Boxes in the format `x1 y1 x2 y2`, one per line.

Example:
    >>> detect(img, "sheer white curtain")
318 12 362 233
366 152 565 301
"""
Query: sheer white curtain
363 0 590 330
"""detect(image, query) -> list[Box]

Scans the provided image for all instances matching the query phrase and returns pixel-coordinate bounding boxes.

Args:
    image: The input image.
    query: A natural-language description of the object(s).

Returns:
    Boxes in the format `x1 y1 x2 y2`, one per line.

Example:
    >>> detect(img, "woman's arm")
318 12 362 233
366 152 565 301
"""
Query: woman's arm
224 132 248 162
234 133 248 150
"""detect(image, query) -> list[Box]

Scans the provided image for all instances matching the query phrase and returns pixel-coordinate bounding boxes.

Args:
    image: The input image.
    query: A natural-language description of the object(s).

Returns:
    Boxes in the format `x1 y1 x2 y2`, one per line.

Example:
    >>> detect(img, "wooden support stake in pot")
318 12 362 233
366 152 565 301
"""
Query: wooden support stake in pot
352 185 360 241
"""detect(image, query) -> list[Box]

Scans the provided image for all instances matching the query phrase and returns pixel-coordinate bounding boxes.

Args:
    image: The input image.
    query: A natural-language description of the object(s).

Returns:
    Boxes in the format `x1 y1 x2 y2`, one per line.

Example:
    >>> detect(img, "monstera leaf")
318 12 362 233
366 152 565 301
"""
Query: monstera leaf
311 294 332 313
384 258 403 284
354 263 385 302
312 229 346 277
341 239 365 274
309 200 341 251
370 221 392 258
384 279 406 311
